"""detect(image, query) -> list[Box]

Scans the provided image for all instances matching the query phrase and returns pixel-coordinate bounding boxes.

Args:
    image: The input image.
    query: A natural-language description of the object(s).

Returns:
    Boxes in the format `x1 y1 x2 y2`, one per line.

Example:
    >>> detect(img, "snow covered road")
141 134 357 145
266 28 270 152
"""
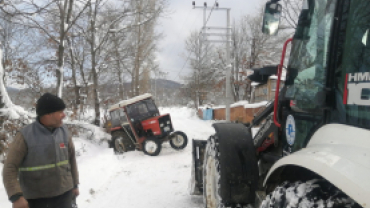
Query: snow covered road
1 107 216 208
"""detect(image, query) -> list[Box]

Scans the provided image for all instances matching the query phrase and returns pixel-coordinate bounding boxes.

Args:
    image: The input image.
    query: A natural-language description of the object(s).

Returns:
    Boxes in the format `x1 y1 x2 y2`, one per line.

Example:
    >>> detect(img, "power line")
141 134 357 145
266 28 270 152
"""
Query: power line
177 1 218 77
163 7 198 70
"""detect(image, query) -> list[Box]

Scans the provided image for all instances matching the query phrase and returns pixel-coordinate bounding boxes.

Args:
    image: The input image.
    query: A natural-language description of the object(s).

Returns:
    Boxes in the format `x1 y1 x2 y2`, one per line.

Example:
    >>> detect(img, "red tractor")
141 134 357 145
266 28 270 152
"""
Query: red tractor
108 93 188 156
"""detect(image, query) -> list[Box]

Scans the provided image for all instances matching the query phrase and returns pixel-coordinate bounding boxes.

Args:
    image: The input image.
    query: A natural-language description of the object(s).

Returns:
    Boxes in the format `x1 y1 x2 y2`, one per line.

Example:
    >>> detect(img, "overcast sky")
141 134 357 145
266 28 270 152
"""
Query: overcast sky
156 0 266 83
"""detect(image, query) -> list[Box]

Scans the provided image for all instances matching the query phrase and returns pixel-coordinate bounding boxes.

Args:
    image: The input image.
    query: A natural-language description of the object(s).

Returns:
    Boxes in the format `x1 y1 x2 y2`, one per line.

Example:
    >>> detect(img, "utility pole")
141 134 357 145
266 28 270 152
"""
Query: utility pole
192 1 232 121
225 8 231 122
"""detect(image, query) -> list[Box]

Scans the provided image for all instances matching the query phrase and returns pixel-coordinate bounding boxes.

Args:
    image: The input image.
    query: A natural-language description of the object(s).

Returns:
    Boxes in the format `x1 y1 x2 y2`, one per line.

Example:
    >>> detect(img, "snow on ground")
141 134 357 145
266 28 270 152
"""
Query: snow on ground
0 107 216 208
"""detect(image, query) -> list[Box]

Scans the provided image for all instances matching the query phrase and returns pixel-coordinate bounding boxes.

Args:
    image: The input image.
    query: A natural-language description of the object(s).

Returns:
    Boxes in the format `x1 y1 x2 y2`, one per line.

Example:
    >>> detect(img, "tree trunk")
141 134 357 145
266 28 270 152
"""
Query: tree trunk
90 3 100 126
92 66 100 126
56 0 68 98
133 35 141 97
78 60 87 115
114 43 124 100
0 49 13 109
68 44 80 119
133 0 142 97
56 44 64 98
118 69 124 100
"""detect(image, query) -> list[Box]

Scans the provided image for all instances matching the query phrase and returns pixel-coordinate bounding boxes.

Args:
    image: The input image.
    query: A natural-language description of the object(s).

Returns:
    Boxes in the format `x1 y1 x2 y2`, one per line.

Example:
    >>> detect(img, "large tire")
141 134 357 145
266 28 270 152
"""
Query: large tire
143 138 162 156
112 131 135 154
203 135 223 208
169 131 188 150
261 179 361 208
208 123 258 206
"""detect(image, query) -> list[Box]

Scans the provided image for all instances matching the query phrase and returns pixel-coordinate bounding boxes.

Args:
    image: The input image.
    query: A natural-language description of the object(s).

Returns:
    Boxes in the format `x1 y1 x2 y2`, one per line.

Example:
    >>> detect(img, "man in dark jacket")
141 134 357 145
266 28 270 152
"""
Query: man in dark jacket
2 93 79 208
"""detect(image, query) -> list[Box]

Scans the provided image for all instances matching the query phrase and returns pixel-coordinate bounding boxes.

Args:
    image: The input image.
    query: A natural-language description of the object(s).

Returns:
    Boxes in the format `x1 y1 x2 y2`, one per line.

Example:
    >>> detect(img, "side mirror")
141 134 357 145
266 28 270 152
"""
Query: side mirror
262 1 282 36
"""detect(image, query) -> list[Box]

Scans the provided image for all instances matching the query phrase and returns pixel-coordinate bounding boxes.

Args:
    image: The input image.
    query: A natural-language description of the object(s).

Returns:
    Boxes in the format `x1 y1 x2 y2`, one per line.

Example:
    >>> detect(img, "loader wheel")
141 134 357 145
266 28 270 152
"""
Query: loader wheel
203 135 224 208
143 138 162 156
261 179 361 208
112 131 135 154
169 131 188 150
208 123 258 206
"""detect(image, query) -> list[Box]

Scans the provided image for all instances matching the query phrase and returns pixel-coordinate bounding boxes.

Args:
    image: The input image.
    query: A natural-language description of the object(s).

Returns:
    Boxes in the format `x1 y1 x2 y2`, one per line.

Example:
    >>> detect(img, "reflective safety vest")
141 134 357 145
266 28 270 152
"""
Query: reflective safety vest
19 121 74 199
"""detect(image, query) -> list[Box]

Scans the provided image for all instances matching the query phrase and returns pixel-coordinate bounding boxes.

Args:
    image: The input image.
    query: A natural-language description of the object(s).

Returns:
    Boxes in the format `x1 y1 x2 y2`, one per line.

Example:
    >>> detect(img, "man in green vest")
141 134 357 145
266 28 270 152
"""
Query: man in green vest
2 93 79 208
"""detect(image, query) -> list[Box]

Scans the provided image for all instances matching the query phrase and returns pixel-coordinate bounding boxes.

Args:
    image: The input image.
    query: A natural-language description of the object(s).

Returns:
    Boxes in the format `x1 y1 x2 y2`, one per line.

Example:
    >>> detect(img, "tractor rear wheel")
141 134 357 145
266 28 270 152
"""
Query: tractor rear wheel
169 131 188 150
143 138 162 156
261 179 361 208
112 131 135 154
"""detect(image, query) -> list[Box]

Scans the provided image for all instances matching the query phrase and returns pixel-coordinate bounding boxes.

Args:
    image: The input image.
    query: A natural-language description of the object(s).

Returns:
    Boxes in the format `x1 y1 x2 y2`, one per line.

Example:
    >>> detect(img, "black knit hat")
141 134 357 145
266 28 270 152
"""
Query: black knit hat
36 93 66 117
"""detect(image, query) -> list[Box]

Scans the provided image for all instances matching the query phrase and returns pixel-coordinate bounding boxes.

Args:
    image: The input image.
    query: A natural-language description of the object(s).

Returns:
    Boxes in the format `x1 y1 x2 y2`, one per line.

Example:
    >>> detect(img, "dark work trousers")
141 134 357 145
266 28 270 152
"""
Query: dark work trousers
27 190 73 208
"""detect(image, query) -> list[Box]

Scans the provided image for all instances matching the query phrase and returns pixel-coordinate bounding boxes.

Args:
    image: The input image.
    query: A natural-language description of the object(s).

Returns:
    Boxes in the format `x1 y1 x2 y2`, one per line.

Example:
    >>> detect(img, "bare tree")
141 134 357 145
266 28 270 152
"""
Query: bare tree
82 0 166 126
280 0 303 30
1 0 91 98
130 0 165 97
184 30 223 108
65 31 89 118
0 9 47 108
229 19 251 102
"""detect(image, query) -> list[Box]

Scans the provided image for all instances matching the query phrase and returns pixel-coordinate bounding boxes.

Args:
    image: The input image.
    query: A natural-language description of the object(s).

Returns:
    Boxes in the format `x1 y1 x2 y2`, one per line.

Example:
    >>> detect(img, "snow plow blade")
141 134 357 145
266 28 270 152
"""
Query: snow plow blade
189 139 207 195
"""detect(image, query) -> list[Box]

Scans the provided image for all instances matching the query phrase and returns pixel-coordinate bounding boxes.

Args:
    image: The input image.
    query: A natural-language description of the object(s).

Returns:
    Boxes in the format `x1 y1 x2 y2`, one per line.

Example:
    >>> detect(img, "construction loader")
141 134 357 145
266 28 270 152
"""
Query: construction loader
190 0 370 207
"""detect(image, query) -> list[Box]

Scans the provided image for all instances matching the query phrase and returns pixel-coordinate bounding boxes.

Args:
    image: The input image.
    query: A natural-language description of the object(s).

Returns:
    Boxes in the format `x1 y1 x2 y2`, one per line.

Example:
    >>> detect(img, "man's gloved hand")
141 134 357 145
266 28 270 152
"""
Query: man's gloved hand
72 188 80 198
13 196 28 208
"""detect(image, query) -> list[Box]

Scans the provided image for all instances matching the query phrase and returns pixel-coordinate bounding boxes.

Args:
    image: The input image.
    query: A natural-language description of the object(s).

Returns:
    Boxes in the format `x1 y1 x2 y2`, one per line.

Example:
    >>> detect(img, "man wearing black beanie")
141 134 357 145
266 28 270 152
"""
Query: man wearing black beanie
2 93 80 208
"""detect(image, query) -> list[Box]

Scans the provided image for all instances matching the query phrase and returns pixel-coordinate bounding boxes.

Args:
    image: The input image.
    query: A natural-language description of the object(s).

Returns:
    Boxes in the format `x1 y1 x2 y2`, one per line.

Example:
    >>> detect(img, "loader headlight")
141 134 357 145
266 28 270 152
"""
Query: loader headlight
160 123 164 127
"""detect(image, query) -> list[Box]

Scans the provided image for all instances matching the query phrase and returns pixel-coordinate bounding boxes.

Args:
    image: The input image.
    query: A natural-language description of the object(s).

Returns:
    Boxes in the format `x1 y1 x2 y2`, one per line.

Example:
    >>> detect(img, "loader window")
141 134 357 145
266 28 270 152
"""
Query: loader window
332 0 370 129
285 0 336 113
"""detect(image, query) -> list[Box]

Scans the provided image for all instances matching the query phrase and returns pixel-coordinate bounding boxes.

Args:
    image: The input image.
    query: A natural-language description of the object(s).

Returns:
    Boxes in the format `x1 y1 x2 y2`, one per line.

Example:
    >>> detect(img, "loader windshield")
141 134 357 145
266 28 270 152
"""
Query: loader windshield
285 0 335 113
285 0 370 129
331 0 370 129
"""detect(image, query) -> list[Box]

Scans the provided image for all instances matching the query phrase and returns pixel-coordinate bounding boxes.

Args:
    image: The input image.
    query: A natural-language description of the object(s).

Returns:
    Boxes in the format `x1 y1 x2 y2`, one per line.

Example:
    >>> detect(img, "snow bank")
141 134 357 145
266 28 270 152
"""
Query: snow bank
243 101 268 108
159 107 199 120
210 101 268 109
230 100 250 108
212 105 226 109
65 120 111 143
0 105 35 123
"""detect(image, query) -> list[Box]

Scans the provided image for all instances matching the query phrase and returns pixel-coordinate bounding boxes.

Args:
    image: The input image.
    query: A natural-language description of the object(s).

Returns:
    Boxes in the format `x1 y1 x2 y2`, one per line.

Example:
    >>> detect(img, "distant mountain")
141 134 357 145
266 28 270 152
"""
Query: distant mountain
5 79 184 109
101 79 183 94
6 87 21 93
151 79 182 89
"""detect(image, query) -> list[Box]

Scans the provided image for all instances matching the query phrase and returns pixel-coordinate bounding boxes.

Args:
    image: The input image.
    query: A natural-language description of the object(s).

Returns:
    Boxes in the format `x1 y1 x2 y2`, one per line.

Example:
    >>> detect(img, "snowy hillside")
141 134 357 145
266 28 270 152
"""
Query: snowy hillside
0 107 216 208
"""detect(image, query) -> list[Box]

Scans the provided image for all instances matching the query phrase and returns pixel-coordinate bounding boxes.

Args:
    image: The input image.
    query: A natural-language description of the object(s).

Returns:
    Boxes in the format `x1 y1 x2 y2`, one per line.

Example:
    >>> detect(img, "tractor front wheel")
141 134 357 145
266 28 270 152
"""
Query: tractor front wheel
169 131 188 150
143 138 162 156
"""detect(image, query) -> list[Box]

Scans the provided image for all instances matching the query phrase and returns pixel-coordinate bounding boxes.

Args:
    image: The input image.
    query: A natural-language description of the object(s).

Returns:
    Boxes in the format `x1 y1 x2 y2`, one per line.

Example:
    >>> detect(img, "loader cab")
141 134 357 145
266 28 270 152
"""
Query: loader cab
263 0 370 154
